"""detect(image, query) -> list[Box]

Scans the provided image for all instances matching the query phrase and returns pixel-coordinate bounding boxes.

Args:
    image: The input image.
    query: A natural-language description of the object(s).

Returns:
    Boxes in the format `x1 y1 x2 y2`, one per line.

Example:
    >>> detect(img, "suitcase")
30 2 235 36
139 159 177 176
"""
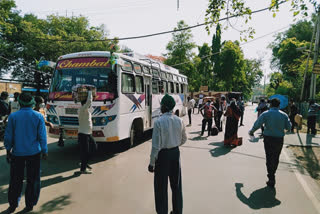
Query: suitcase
232 137 243 146
211 126 219 136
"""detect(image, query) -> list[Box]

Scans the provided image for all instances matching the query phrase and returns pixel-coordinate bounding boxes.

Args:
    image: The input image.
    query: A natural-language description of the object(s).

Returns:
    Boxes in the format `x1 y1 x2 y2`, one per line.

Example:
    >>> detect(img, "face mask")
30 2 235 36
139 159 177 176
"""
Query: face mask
40 103 46 108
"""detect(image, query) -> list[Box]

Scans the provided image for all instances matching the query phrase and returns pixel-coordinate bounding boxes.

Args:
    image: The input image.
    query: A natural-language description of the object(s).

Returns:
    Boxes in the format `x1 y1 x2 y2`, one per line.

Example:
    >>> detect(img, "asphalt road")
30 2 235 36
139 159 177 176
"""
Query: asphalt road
0 104 319 213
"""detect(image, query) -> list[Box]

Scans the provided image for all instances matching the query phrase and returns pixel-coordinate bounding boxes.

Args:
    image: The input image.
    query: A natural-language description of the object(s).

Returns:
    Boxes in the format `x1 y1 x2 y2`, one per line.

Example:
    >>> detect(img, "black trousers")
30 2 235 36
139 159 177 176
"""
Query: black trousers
263 136 284 182
214 111 223 131
154 147 183 214
187 109 192 125
8 153 41 208
240 111 244 125
201 118 213 136
307 115 316 134
78 133 96 171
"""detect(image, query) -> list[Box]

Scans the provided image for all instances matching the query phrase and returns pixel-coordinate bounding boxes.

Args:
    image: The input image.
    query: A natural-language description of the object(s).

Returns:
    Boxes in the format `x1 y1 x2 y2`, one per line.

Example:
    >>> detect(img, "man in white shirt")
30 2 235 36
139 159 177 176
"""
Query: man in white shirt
78 89 96 174
9 92 20 114
186 96 193 126
148 94 187 214
197 97 203 114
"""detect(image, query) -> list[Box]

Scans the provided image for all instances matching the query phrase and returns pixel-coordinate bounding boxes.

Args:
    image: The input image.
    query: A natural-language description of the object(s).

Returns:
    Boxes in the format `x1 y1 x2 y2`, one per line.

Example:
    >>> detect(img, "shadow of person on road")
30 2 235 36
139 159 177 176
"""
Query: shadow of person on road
189 136 208 141
235 183 281 209
209 142 234 157
0 131 152 206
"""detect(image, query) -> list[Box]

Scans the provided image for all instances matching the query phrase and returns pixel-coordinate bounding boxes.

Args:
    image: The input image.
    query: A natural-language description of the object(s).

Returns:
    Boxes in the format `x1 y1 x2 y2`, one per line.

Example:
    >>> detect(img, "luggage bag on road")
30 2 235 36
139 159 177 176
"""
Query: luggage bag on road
211 126 219 136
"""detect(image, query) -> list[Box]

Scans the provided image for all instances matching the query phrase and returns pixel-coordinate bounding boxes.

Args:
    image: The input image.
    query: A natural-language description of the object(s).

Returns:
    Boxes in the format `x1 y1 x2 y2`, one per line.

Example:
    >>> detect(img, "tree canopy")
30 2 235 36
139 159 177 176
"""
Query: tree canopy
0 0 119 88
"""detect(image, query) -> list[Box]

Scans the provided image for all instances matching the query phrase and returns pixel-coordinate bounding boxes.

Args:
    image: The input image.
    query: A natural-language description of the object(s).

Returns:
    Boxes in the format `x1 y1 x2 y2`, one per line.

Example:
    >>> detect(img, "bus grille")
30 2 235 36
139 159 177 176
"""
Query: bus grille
59 116 79 126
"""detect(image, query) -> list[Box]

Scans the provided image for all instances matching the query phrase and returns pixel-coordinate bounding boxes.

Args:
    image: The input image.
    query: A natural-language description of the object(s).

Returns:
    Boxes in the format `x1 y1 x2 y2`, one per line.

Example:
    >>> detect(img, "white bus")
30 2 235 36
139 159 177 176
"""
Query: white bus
46 51 188 146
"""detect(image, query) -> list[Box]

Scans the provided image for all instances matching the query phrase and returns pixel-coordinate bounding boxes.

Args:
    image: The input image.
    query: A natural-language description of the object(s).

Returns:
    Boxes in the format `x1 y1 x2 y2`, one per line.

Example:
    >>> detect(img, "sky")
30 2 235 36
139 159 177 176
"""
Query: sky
14 0 315 82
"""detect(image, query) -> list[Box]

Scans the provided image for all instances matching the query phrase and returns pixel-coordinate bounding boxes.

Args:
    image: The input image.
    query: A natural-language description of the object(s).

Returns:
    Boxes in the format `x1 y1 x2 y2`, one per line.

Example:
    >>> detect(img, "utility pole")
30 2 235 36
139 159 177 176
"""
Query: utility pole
310 9 320 100
300 18 316 101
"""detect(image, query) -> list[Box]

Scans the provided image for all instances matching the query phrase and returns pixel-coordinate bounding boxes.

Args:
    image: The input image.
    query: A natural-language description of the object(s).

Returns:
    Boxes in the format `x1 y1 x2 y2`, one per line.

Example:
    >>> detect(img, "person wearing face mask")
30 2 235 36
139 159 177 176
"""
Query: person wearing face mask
34 96 53 129
249 98 291 188
200 100 216 136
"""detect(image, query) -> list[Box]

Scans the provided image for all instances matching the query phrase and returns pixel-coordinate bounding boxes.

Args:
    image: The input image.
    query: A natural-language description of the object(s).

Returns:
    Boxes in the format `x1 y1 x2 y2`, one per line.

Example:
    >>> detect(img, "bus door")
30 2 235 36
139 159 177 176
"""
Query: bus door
144 76 152 128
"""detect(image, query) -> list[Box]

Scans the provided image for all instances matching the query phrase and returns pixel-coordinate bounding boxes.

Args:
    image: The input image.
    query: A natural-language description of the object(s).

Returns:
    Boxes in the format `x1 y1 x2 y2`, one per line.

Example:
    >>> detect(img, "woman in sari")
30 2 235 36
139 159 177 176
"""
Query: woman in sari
224 99 241 146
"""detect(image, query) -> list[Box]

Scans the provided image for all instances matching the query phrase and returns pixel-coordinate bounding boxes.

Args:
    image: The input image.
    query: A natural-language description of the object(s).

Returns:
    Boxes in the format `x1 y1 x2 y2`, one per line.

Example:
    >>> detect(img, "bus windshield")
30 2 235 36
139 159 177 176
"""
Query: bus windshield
51 67 115 93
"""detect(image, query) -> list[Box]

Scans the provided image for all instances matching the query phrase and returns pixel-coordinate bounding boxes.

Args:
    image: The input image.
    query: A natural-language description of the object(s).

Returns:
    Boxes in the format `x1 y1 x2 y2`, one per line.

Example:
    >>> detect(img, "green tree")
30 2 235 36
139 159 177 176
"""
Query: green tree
196 43 213 91
164 20 196 90
205 0 318 38
269 19 316 100
0 0 119 88
218 41 246 92
211 23 222 90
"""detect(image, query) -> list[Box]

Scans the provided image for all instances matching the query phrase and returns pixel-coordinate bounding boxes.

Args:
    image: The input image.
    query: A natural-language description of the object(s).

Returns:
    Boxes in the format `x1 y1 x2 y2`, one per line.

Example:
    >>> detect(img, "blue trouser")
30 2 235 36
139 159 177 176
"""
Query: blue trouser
154 147 183 214
8 152 41 208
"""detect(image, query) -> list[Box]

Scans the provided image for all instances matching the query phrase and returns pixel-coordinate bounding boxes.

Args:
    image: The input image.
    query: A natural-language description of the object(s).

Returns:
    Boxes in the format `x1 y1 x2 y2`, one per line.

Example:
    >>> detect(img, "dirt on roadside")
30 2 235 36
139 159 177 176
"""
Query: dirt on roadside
288 145 320 187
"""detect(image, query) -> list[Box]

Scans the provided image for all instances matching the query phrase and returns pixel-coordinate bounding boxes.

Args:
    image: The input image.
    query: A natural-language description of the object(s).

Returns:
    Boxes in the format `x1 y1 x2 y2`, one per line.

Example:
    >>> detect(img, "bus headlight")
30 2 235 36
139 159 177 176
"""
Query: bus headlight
47 115 59 125
100 117 106 125
92 118 97 125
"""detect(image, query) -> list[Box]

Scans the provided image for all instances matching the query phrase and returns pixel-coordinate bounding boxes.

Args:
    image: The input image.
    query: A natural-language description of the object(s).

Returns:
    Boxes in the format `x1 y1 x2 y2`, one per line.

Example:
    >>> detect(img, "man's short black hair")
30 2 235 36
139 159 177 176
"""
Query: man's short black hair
1 91 8 98
19 92 34 107
270 98 280 108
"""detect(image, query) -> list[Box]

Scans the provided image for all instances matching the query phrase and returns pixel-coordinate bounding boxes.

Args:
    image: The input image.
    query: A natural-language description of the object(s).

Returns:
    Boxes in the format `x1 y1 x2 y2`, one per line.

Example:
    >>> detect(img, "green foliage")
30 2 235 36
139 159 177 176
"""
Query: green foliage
205 0 318 39
164 20 196 89
0 0 119 87
269 19 316 101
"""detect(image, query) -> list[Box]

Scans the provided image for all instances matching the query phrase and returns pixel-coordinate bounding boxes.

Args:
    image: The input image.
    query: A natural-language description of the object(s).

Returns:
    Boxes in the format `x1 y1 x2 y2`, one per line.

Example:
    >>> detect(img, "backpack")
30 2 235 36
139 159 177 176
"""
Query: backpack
204 105 213 118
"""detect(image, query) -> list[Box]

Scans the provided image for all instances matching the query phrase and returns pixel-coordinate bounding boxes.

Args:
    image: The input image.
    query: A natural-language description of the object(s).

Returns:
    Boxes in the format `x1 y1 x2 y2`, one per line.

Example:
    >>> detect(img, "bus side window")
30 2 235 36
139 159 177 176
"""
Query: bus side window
169 82 174 94
180 84 184 94
122 73 135 93
152 80 159 94
135 76 144 94
176 83 179 94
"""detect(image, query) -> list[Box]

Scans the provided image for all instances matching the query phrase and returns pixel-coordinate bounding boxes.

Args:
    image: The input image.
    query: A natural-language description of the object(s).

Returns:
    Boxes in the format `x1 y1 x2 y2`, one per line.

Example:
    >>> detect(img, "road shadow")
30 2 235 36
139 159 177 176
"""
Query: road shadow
189 136 208 141
0 131 152 206
235 183 281 209
189 131 201 135
10 194 73 214
209 141 234 157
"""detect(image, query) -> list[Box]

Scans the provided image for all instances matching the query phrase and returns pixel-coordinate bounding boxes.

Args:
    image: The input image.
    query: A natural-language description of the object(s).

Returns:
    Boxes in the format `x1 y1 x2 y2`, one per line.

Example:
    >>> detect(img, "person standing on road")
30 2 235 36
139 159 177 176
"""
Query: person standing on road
148 94 187 214
307 100 320 135
197 97 203 114
237 98 245 126
289 99 298 133
34 96 54 129
0 91 9 121
257 99 268 137
186 96 193 126
213 98 223 132
9 92 20 114
78 88 97 174
190 98 195 114
4 92 48 213
249 98 291 188
224 99 241 146
200 100 216 136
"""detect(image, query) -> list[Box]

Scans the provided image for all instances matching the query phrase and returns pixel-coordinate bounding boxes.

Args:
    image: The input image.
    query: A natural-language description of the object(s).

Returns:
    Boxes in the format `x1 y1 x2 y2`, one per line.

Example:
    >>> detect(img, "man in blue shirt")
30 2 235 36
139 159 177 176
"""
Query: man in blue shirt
4 92 48 213
249 98 291 188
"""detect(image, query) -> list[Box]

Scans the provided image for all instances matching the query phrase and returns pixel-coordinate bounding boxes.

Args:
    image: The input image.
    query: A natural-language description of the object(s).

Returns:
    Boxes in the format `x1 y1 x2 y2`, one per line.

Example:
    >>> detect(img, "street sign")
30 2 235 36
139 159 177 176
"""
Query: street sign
200 86 208 92
313 64 320 74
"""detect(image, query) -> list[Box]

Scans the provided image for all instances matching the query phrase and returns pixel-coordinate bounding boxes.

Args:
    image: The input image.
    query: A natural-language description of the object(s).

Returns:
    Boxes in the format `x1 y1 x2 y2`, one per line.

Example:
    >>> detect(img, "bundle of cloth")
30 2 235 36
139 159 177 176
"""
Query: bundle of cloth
72 84 96 102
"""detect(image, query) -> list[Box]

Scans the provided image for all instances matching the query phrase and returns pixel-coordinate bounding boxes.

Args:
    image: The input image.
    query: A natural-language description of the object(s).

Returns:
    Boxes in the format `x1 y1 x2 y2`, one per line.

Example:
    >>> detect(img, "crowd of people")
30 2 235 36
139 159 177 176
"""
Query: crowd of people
2 89 320 214
0 89 96 213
